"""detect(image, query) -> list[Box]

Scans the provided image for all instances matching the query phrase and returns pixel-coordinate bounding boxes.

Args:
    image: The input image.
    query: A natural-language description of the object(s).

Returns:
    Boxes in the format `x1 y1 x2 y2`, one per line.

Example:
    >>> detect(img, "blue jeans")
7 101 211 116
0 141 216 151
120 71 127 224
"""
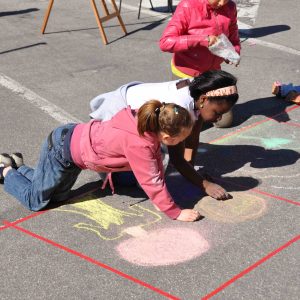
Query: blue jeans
281 84 300 97
4 124 81 211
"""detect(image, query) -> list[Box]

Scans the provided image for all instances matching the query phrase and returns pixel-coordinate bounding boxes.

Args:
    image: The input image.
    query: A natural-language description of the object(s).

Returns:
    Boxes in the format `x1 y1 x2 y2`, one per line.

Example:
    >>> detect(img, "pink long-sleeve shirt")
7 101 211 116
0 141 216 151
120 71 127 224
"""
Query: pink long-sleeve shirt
70 107 181 219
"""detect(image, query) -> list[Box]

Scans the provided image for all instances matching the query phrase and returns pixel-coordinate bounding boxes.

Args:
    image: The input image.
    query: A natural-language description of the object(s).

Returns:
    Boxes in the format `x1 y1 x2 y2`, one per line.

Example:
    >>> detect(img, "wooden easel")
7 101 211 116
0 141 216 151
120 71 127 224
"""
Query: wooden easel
41 0 127 45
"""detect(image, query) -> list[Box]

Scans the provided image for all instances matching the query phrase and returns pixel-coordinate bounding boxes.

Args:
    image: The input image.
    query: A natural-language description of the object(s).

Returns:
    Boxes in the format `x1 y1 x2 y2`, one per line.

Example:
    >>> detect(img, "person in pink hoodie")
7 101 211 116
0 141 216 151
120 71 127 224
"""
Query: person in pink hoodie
0 101 202 222
159 0 241 127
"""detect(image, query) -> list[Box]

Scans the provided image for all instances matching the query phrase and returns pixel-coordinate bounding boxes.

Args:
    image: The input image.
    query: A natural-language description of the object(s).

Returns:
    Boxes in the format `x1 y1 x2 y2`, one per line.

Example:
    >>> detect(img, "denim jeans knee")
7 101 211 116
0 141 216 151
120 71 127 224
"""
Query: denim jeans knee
4 124 81 211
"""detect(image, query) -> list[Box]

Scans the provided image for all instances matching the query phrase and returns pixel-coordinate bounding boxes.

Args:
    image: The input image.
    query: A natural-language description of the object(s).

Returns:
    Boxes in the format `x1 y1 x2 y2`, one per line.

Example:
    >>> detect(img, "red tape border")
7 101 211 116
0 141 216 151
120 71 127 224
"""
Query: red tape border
2 220 180 300
201 234 300 299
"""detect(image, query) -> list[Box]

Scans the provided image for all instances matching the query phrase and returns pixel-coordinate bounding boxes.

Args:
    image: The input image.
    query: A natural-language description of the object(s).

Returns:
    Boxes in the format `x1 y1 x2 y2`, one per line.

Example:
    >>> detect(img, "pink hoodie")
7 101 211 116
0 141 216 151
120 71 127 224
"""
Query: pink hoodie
70 107 181 219
159 0 241 76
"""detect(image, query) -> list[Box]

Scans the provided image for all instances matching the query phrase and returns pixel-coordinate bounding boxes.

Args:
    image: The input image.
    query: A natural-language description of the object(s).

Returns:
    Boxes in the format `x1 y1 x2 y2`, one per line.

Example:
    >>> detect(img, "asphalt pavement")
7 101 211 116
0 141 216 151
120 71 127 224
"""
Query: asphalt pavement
0 0 299 299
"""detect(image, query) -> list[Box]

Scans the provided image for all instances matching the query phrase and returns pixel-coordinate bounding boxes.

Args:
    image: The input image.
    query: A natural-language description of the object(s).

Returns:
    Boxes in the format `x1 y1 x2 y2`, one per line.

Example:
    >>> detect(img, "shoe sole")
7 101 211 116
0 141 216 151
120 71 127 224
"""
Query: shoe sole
11 153 24 168
285 91 300 104
0 153 13 167
0 153 23 169
272 81 281 96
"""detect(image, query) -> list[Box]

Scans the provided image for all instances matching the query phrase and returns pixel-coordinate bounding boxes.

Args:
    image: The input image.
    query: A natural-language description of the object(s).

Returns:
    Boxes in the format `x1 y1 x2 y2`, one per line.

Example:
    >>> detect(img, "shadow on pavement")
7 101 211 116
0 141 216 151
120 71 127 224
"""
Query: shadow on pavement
0 43 47 55
0 8 39 17
196 144 300 176
47 178 148 210
201 96 291 131
232 96 292 126
108 16 169 44
239 24 291 38
41 16 169 45
167 142 299 208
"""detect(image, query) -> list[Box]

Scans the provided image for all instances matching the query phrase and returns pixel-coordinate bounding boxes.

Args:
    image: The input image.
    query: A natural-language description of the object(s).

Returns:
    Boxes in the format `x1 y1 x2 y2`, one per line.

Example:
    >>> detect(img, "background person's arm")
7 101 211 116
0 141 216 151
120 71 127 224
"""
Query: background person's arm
168 141 208 189
159 0 210 53
168 121 230 200
228 1 241 54
183 118 203 165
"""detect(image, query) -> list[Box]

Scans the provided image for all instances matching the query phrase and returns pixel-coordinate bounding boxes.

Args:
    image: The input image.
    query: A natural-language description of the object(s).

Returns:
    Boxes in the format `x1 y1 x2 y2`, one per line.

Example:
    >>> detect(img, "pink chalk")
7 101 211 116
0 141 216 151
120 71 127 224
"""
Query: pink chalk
116 227 210 266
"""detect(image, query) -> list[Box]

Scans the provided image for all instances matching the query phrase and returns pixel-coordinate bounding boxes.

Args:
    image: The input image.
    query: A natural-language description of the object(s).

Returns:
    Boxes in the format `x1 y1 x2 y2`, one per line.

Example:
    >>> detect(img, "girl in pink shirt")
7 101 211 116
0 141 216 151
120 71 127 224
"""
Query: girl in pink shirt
0 101 201 222
159 0 241 128
159 0 240 78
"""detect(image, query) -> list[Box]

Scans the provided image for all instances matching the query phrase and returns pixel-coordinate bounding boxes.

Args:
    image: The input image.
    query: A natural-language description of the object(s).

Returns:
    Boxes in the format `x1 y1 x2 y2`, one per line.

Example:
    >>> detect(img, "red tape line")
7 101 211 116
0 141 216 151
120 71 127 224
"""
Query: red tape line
0 211 46 231
202 234 300 299
2 220 180 300
209 105 300 144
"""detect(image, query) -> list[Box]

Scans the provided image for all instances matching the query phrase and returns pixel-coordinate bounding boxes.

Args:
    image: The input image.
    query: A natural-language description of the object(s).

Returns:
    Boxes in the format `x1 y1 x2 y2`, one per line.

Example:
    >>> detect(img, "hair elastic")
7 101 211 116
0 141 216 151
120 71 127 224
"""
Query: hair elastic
154 106 160 120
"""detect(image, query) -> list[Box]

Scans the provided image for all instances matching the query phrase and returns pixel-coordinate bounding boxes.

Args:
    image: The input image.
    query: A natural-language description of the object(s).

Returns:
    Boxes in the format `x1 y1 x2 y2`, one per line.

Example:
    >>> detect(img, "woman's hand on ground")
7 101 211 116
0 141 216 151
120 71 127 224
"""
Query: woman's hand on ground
176 209 201 222
204 181 231 200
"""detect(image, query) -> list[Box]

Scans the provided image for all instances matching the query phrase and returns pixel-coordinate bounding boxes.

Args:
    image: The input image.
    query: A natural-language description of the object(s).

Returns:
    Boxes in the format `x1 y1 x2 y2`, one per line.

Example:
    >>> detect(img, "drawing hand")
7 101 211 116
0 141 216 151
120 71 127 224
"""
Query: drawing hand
204 182 231 200
176 209 202 222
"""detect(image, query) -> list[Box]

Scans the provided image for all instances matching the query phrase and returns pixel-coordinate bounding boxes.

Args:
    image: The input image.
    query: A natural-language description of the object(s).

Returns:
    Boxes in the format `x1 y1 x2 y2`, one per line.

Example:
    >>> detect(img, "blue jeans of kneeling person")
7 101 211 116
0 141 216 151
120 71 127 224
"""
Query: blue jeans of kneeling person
4 124 81 211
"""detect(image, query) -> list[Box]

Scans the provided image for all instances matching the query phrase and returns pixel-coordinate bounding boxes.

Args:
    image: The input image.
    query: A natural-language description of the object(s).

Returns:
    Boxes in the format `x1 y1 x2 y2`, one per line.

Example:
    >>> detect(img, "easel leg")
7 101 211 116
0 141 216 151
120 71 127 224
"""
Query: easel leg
90 0 108 45
110 0 127 34
100 0 110 16
41 0 55 34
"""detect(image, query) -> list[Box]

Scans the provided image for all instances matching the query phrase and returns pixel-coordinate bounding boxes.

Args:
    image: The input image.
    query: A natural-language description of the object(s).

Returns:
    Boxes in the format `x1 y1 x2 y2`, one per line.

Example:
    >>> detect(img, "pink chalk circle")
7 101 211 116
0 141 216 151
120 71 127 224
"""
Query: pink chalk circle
116 227 210 266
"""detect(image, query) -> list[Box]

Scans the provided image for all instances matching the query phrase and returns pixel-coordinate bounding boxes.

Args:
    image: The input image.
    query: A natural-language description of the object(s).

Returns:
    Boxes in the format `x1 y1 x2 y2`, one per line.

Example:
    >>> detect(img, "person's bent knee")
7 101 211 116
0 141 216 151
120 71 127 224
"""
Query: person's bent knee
214 110 233 128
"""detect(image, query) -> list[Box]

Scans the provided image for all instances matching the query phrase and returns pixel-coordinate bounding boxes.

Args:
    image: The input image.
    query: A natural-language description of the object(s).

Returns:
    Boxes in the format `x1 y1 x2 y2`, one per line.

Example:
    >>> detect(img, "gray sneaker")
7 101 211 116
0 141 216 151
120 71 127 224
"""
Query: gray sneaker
0 153 13 168
10 153 24 168
0 153 23 169
0 153 13 183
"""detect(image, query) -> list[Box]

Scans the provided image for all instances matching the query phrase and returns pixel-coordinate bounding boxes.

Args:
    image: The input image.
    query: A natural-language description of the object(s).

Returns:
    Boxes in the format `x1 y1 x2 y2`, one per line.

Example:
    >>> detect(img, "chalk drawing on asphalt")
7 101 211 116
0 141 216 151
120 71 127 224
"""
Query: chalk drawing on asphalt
116 227 210 266
194 192 267 223
55 195 162 240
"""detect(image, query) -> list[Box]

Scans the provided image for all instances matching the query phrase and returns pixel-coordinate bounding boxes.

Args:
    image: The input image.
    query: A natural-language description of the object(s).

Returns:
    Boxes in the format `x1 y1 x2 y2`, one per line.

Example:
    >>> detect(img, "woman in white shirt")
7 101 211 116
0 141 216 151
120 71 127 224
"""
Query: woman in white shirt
90 70 239 200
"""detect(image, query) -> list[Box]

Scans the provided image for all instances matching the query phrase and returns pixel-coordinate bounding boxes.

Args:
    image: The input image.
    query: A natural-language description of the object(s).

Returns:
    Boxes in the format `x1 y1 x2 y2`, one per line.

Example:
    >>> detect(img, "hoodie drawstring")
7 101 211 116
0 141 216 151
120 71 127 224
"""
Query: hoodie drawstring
101 172 115 194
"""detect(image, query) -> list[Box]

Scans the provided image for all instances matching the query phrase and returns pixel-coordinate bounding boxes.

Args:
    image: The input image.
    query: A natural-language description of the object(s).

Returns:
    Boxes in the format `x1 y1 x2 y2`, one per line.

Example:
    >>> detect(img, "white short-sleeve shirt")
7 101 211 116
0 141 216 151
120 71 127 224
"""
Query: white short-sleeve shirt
126 80 197 120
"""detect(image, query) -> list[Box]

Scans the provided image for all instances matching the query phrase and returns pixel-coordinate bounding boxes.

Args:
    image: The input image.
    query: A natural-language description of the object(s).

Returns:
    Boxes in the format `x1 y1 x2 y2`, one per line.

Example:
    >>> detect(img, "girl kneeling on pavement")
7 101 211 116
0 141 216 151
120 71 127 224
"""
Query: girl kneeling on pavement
0 100 201 222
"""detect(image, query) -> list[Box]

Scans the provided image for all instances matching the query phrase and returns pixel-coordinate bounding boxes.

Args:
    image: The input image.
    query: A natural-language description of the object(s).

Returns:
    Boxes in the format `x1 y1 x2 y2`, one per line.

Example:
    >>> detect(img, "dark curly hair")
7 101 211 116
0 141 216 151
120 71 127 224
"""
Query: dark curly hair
189 70 239 106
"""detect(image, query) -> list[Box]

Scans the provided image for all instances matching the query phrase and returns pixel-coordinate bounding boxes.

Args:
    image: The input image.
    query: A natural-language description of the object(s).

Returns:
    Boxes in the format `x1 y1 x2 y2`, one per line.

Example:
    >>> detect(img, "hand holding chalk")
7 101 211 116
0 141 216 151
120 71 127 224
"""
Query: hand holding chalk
203 181 231 200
